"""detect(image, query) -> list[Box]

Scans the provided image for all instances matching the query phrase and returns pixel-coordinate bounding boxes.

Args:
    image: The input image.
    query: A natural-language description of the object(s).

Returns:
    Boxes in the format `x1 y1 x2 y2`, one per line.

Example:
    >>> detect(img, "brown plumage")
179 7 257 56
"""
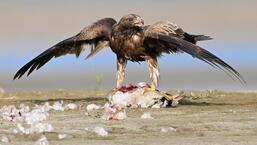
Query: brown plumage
14 14 246 88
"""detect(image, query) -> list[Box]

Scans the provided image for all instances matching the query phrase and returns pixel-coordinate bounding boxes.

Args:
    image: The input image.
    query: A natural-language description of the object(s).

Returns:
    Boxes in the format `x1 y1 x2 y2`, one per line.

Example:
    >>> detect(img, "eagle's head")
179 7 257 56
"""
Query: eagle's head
119 14 144 28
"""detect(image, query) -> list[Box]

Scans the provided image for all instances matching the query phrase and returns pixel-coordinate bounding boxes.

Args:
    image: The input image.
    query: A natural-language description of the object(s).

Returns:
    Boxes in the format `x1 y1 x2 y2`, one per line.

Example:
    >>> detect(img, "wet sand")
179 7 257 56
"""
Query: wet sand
1 90 257 145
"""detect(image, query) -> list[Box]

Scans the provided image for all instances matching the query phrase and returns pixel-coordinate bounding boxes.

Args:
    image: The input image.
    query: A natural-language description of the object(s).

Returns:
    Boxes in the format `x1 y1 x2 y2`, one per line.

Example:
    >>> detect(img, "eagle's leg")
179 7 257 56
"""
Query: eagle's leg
146 57 160 91
116 57 127 88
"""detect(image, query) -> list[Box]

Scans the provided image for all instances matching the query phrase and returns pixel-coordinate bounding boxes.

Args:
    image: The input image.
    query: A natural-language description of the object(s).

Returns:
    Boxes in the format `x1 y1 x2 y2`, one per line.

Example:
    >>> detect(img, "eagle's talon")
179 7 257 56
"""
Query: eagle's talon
163 94 173 101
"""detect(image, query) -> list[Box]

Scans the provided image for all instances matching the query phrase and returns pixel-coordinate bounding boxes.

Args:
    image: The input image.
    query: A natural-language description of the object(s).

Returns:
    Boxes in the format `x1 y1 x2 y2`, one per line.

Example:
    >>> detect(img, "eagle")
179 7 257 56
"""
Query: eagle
14 14 246 90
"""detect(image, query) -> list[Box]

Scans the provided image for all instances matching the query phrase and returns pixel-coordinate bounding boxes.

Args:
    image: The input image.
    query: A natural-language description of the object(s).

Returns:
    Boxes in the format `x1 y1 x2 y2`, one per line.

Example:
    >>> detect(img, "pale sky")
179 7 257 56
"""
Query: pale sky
0 0 257 91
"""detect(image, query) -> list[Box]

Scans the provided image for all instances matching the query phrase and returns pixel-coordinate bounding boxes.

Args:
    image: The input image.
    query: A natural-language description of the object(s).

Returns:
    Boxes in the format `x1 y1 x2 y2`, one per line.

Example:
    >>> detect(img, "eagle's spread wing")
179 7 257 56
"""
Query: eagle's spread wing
144 21 246 84
14 18 117 79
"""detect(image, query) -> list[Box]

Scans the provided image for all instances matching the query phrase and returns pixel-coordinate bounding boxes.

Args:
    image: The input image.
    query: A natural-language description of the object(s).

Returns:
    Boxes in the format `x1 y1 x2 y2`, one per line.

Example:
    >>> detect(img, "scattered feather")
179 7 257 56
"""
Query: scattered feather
34 135 49 145
141 112 154 119
94 127 108 137
115 111 127 120
58 134 67 140
86 104 101 111
64 103 78 110
160 127 176 132
52 101 64 111
0 135 9 143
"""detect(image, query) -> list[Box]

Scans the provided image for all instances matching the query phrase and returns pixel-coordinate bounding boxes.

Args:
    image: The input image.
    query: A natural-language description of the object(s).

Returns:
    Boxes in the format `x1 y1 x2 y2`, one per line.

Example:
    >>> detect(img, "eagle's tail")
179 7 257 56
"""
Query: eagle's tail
184 33 213 44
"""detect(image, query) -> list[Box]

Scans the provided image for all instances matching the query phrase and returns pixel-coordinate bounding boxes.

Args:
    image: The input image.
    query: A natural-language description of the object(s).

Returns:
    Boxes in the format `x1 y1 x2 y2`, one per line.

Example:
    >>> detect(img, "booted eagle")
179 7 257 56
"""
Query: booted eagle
14 14 246 89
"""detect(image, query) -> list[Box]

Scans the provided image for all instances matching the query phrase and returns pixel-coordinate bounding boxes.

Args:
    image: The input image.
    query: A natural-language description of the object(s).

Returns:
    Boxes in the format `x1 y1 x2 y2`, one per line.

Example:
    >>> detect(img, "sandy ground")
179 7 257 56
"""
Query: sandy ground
1 90 257 145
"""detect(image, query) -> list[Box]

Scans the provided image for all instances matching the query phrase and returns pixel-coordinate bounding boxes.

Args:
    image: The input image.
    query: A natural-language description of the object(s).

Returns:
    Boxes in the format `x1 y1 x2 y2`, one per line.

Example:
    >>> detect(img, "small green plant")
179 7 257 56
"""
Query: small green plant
95 74 103 90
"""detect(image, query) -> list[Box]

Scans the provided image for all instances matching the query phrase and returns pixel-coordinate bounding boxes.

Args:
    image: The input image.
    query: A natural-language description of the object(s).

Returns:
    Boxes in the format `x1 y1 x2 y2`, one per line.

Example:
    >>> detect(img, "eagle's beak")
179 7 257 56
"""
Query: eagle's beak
133 19 144 28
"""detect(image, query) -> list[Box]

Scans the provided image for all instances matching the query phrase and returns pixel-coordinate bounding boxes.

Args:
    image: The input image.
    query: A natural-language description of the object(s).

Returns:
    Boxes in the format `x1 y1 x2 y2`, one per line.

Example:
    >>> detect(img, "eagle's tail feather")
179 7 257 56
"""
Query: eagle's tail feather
184 33 213 44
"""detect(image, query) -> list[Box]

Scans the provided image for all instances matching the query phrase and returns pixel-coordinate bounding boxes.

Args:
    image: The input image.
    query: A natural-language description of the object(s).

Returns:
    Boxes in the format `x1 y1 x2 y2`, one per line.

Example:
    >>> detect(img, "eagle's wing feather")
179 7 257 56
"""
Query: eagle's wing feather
144 21 246 84
14 18 117 79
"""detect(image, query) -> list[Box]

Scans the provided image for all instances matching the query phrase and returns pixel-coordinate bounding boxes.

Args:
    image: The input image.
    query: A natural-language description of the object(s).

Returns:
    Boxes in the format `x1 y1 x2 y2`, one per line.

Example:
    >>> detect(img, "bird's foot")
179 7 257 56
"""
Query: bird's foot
163 93 174 101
